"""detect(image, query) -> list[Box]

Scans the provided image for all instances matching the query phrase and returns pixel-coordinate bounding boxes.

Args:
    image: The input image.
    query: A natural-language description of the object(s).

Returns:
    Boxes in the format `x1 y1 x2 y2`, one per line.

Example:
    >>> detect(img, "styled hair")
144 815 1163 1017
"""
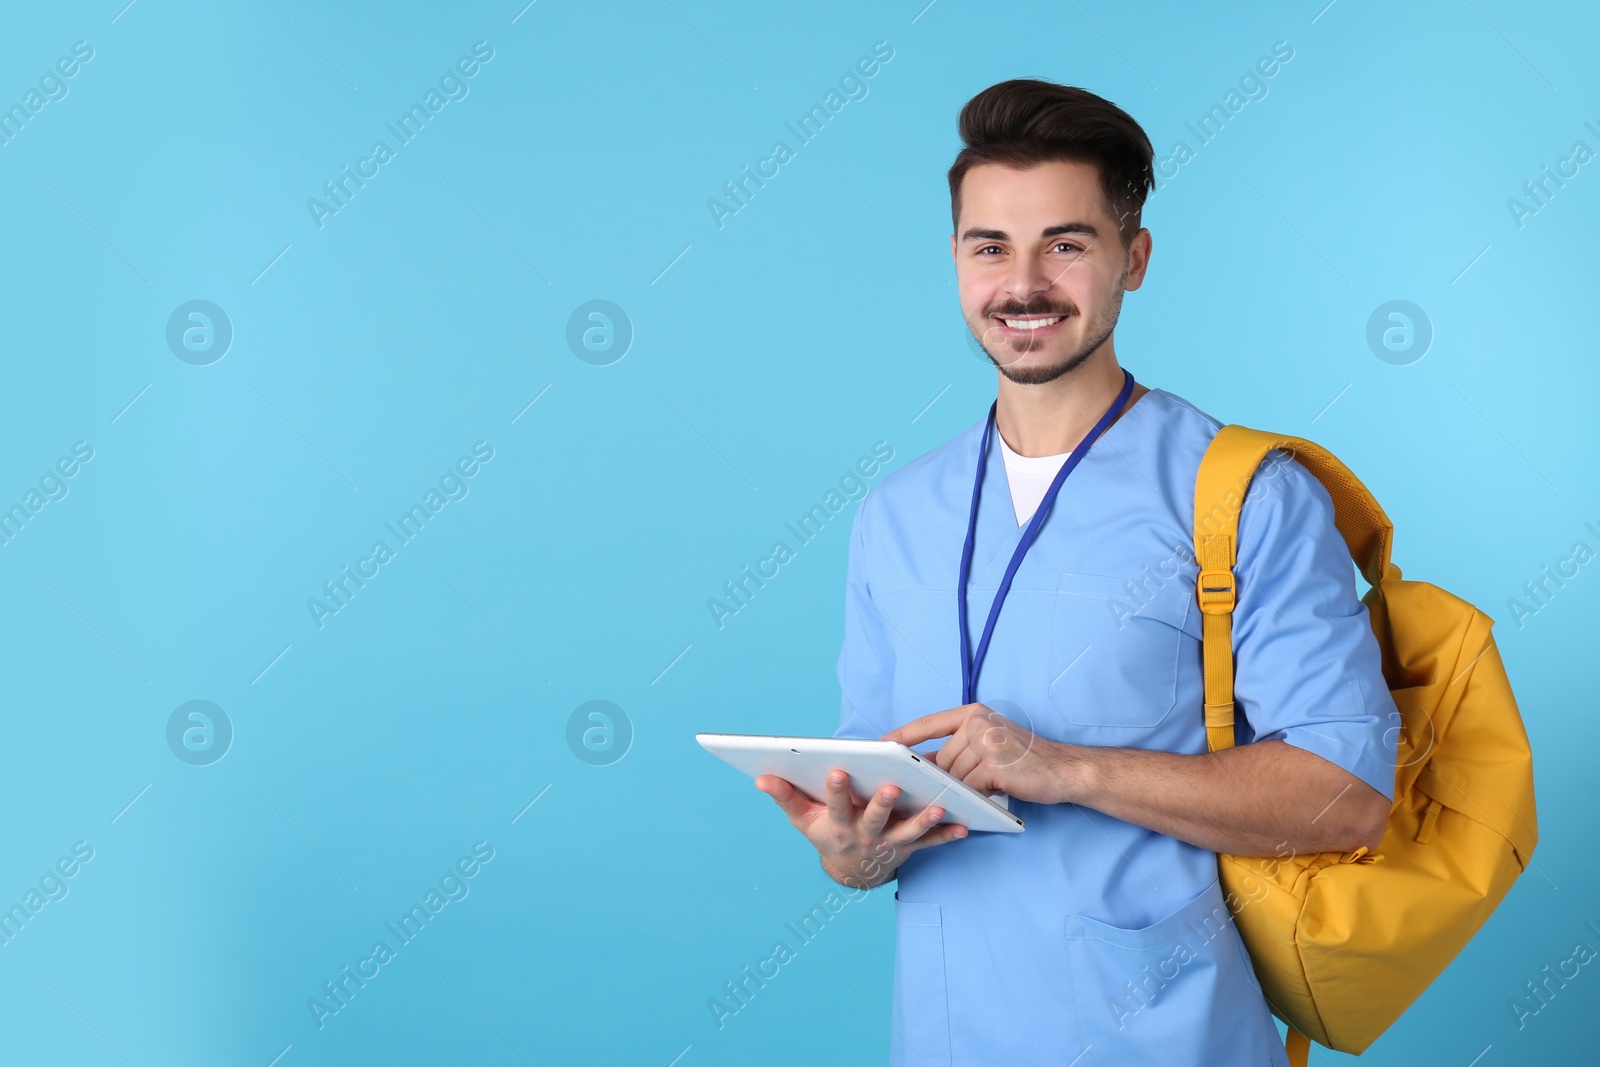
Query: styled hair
947 79 1154 246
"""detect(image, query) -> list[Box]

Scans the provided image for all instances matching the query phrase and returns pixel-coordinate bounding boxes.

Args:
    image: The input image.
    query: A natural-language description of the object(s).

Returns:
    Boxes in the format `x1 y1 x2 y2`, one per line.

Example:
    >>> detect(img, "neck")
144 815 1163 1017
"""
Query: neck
994 353 1147 457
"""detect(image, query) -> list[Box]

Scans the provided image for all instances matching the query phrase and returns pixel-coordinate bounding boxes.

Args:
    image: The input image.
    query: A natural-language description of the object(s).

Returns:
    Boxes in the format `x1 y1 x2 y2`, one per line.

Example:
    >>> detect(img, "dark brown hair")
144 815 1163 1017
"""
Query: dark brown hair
948 79 1154 246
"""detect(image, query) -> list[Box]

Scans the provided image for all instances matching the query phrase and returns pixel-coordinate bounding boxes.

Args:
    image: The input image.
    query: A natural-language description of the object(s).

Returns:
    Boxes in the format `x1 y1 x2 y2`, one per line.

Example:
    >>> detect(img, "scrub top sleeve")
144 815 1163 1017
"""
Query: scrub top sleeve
1229 451 1399 802
834 497 896 741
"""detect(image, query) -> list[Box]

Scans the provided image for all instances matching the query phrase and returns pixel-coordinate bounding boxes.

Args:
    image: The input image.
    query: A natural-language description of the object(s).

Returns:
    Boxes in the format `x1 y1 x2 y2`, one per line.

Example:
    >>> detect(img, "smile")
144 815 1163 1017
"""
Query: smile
992 313 1070 336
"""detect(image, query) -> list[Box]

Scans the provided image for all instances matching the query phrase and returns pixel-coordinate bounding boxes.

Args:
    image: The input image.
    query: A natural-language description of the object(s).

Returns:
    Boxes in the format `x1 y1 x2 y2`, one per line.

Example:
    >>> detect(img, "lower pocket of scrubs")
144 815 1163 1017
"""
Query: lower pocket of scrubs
1049 571 1193 728
892 895 952 1067
1064 880 1275 1064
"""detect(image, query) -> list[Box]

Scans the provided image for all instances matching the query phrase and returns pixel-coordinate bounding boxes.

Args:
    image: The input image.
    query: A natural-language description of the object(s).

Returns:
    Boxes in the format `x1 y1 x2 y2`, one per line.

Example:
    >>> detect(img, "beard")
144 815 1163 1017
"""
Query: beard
971 262 1129 386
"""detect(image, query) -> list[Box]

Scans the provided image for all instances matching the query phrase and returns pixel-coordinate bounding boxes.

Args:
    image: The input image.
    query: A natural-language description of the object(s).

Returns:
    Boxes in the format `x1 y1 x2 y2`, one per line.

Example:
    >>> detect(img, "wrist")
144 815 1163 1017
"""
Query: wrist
823 855 891 890
1049 740 1097 806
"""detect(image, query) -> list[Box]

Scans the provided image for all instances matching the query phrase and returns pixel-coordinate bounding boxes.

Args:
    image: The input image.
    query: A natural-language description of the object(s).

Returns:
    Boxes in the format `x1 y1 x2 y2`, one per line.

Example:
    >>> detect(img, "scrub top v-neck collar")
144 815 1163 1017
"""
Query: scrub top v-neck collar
966 385 1153 584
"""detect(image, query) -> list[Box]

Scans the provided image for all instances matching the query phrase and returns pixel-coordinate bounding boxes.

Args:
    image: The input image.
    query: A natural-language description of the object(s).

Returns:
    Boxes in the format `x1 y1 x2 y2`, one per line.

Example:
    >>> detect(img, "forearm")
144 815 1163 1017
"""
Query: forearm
1052 738 1388 857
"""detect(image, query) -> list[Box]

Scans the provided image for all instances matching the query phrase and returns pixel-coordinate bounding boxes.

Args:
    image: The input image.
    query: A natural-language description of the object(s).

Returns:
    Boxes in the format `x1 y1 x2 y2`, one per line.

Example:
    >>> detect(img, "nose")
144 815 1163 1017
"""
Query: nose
1001 253 1054 306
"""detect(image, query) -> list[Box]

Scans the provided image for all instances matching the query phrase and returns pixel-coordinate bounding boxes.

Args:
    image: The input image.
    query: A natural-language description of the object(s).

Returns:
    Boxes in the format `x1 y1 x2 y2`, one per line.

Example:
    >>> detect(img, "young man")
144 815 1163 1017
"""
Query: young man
755 80 1399 1065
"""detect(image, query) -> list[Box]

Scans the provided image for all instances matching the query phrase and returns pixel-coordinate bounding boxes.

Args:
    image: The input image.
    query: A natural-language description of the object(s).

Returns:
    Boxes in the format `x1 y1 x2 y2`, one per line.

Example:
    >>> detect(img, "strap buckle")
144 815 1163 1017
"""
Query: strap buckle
1197 568 1237 615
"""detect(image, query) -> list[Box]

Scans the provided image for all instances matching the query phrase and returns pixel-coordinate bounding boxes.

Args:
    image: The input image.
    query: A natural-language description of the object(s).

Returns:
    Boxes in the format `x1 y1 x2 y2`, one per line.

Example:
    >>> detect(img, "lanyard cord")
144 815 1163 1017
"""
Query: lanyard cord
958 369 1137 706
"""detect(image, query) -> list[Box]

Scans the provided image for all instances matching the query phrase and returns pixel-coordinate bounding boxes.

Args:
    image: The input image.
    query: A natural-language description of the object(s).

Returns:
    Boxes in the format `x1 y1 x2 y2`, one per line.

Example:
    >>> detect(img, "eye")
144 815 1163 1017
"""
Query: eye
976 245 1004 256
1053 242 1083 254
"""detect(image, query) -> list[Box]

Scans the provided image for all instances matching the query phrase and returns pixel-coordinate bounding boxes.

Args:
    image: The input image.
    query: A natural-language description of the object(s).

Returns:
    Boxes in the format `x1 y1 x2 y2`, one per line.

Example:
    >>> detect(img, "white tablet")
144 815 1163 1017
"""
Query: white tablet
696 733 1026 834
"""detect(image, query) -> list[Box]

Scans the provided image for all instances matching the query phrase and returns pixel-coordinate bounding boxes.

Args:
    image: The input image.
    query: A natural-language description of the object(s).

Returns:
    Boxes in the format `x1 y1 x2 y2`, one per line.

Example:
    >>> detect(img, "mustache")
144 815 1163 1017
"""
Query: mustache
989 303 1076 317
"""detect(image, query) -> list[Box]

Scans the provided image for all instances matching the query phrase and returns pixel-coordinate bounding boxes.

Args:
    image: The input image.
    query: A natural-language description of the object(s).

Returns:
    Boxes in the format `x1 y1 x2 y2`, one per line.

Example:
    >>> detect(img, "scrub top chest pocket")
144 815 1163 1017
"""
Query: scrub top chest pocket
1048 571 1197 729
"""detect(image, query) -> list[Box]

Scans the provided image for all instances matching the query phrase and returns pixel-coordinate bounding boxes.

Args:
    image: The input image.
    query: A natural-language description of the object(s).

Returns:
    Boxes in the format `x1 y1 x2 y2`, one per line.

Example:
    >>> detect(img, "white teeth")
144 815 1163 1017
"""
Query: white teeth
1001 316 1062 330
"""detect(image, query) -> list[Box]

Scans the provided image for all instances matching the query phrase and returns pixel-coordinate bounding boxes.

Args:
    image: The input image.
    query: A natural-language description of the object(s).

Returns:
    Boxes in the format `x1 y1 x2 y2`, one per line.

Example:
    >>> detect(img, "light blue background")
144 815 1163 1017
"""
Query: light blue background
0 1 1594 1064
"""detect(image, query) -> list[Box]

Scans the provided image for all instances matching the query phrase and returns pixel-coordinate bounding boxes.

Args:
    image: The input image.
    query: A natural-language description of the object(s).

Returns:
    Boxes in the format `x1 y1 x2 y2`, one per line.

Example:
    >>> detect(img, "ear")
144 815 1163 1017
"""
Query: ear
1123 228 1153 291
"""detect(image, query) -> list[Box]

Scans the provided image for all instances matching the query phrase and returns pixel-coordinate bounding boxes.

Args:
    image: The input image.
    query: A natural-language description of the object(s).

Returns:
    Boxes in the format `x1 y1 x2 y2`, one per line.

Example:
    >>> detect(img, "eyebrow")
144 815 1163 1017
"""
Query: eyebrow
959 221 1100 243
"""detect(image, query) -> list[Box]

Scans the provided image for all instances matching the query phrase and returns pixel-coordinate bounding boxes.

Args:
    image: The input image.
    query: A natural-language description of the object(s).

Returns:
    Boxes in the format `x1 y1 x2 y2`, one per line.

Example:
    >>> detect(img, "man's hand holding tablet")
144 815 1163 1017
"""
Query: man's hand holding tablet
755 769 968 890
699 722 1027 888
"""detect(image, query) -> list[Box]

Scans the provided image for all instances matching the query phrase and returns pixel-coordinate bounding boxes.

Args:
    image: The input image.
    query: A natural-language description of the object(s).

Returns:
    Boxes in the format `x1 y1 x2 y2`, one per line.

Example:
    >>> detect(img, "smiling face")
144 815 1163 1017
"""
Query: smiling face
952 159 1150 386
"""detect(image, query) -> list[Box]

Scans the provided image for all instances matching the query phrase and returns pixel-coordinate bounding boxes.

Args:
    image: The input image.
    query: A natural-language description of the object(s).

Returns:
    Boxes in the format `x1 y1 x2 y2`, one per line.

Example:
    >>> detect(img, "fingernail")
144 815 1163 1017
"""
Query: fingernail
880 790 895 801
829 774 844 785
955 828 968 838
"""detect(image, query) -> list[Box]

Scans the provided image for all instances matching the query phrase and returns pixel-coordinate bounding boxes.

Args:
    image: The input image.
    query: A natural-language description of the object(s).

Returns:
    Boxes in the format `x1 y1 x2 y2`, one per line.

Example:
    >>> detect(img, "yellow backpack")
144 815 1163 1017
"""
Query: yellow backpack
1192 426 1538 1067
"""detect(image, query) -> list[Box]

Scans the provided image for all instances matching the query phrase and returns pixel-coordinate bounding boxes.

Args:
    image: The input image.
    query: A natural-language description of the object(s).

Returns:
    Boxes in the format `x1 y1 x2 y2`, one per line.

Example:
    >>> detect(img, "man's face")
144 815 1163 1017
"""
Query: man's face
952 160 1150 386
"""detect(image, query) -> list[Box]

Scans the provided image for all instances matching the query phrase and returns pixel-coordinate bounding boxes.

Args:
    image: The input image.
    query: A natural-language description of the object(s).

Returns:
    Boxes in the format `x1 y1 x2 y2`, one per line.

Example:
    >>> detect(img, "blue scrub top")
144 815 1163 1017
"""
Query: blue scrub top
834 388 1398 1067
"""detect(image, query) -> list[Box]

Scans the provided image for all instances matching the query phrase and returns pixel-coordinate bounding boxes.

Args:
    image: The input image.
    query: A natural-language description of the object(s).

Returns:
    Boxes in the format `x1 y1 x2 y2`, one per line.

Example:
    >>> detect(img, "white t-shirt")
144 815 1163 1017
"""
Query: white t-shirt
997 430 1072 525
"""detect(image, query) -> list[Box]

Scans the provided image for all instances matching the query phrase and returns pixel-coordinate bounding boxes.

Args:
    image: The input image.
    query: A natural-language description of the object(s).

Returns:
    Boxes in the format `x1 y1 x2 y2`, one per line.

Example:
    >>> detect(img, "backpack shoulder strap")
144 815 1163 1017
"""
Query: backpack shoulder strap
1192 426 1396 753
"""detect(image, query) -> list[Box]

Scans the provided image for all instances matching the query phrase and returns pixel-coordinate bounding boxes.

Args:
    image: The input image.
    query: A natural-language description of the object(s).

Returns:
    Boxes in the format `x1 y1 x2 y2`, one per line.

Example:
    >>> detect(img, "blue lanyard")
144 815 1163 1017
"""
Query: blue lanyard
958 369 1136 705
